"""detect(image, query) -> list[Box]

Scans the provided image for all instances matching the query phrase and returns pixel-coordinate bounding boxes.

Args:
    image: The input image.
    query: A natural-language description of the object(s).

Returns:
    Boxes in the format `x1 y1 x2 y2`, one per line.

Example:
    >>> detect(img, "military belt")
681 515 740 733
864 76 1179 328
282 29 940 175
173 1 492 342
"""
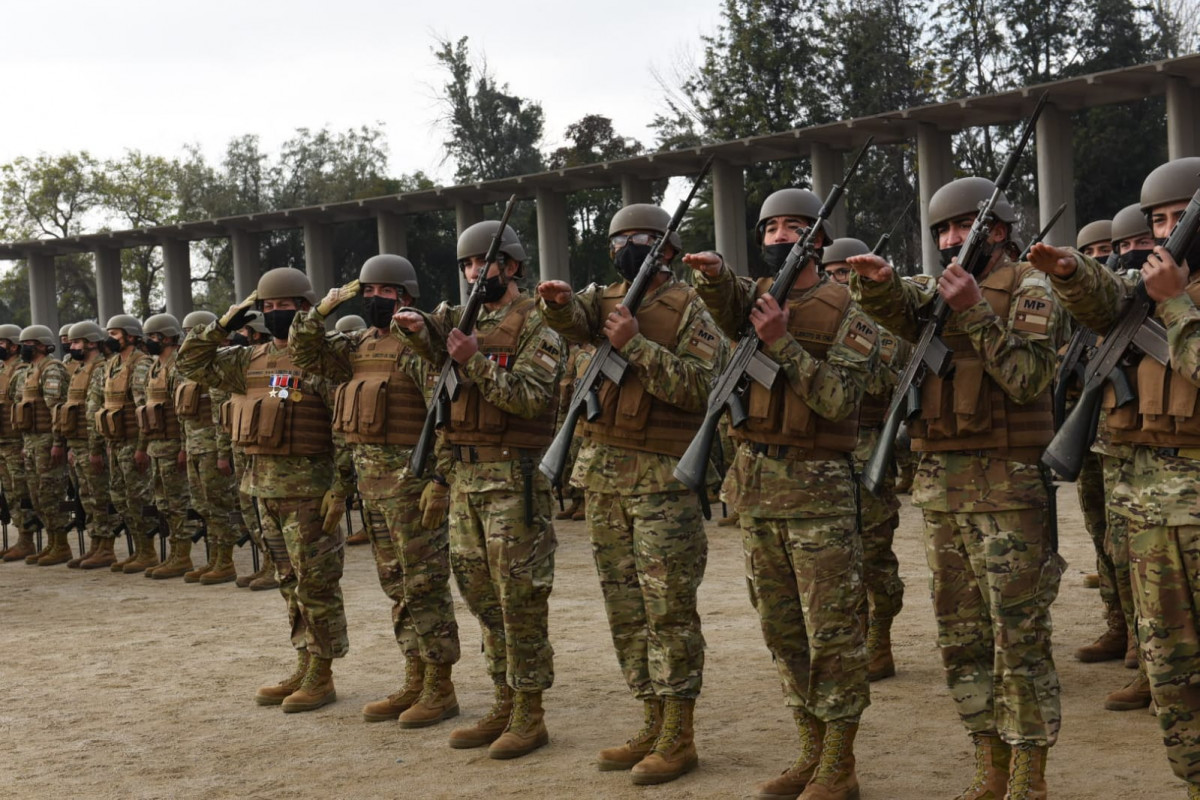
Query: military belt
747 442 843 461
1145 446 1200 460
451 444 542 464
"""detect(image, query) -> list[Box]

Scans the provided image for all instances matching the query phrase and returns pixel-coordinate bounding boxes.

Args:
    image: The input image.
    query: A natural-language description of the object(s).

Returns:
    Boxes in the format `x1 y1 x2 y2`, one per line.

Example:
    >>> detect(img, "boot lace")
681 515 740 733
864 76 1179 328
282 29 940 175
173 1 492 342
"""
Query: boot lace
811 720 851 785
652 700 683 754
1006 744 1034 800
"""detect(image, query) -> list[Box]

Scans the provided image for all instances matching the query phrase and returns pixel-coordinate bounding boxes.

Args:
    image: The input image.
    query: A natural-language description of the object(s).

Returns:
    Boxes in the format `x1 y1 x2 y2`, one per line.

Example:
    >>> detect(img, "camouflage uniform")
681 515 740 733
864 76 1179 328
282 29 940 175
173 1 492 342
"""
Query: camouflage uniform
0 354 33 543
541 277 727 701
140 350 190 554
398 291 563 692
100 347 154 561
178 324 352 661
61 351 115 546
854 260 1066 748
1049 253 1200 785
178 379 239 550
290 314 460 666
14 356 70 544
697 265 877 722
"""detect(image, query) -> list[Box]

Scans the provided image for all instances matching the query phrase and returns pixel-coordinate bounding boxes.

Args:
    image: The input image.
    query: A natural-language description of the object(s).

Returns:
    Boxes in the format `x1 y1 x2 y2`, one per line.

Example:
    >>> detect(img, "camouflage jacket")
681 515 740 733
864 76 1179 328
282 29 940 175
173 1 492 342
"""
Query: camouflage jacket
13 355 69 446
102 347 152 453
78 353 110 457
0 356 29 443
141 349 181 457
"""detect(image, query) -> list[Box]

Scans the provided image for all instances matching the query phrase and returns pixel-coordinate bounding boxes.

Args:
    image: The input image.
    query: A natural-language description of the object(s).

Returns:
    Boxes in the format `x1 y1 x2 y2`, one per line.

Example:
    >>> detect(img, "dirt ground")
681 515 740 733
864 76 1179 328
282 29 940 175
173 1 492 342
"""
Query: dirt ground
0 484 1182 800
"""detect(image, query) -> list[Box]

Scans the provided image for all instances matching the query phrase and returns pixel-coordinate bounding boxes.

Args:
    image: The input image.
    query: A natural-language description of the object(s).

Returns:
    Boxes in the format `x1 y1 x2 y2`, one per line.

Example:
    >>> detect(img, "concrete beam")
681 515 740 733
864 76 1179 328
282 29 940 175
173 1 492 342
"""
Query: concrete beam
455 201 484 303
917 123 956 276
303 221 335 299
161 238 193 319
620 175 653 206
230 229 261 301
27 252 58 335
1166 75 1199 159
1036 102 1076 249
711 159 748 275
810 143 847 238
536 187 571 284
376 211 409 256
93 247 123 323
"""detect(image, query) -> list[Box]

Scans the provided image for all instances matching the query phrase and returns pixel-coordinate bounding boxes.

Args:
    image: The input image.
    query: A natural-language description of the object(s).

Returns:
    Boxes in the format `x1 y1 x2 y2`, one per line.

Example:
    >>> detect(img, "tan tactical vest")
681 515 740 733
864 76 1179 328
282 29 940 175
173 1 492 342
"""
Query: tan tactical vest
733 279 860 453
98 349 149 440
908 261 1054 459
860 328 904 429
174 377 213 425
0 359 23 439
1103 279 1200 446
580 281 706 457
137 352 181 441
229 344 332 456
444 296 555 450
55 355 103 440
332 330 427 446
13 357 54 434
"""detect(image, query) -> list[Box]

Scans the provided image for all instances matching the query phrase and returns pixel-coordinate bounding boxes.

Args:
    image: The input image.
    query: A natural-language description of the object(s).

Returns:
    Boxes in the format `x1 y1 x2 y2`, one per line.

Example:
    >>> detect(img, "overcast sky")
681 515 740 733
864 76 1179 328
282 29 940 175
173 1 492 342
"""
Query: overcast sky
0 0 725 184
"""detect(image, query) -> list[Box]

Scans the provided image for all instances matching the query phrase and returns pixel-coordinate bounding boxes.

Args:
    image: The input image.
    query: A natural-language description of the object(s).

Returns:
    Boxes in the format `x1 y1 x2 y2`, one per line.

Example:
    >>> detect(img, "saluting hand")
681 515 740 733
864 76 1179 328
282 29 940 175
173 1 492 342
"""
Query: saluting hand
846 253 893 283
537 280 573 306
317 280 360 316
1143 246 1188 302
682 251 723 279
392 311 425 333
749 294 788 345
1026 243 1077 278
604 305 639 350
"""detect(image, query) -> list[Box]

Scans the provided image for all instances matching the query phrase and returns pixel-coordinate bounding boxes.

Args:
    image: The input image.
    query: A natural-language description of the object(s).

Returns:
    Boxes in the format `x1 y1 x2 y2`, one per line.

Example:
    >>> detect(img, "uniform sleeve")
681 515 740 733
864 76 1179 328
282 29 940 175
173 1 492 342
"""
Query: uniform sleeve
177 322 251 395
851 271 935 343
620 298 727 413
289 309 354 382
131 358 152 453
393 303 456 366
1048 252 1132 332
692 262 759 339
86 363 107 456
210 386 233 458
864 328 912 398
1158 290 1200 388
539 284 606 345
42 362 69 446
460 311 564 420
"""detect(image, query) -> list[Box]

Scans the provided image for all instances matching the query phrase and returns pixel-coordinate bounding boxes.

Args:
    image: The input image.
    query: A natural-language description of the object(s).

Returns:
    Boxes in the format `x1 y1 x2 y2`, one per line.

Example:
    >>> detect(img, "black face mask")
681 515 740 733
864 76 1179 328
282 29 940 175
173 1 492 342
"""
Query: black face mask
613 243 654 282
145 340 163 356
363 295 397 329
1115 249 1149 272
760 242 797 275
19 344 36 363
478 273 508 304
263 309 297 340
69 347 87 361
229 332 250 347
104 336 123 353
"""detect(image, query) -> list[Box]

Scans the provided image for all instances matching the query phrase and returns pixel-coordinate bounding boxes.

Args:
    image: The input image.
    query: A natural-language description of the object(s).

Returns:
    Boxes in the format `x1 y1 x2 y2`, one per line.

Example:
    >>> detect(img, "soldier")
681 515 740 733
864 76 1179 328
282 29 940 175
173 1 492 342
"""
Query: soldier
59 322 118 569
684 188 879 800
334 314 367 334
12 325 72 565
822 237 910 682
97 314 157 573
537 203 726 784
393 220 563 759
292 254 461 728
0 324 36 561
178 267 352 713
1028 157 1200 796
175 310 242 585
850 177 1066 800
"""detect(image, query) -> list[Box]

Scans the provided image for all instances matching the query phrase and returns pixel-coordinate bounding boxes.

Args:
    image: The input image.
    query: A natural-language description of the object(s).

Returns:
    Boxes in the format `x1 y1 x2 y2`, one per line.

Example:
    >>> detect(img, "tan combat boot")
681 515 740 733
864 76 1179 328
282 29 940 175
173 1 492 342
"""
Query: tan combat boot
797 718 859 800
867 617 896 682
449 683 513 748
398 663 459 728
254 650 311 705
2 532 36 562
1003 743 1047 800
80 538 117 570
281 656 336 713
25 534 52 565
555 496 582 520
631 697 697 785
597 698 663 771
1075 609 1126 663
1124 636 1139 669
149 539 192 579
37 532 74 566
754 709 823 799
488 690 548 760
362 655 424 722
248 548 279 590
717 511 740 528
199 544 237 585
184 549 216 583
953 732 1009 800
110 537 136 572
69 536 100 569
122 536 160 574
1105 671 1152 711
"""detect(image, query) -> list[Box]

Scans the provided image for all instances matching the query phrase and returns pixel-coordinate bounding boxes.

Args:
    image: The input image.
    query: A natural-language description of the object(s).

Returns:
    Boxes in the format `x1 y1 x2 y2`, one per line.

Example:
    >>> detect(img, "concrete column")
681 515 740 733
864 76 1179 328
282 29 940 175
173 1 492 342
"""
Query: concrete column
1036 102 1076 249
810 143 847 238
230 229 261 301
27 252 58 335
620 175 653 206
455 201 484 302
160 238 193 319
1166 75 1199 160
711 159 748 275
93 247 123 323
536 187 571 283
303 221 335 298
376 211 409 256
917 123 956 276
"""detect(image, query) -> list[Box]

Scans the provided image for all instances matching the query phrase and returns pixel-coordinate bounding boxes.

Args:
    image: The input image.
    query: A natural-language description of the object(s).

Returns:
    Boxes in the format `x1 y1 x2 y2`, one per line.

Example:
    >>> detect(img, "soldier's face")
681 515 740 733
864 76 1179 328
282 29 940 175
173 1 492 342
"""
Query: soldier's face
1151 201 1188 239
936 215 1008 250
763 216 811 246
1082 242 1113 258
362 284 400 300
460 256 516 284
826 262 851 284
261 299 299 313
1118 234 1155 254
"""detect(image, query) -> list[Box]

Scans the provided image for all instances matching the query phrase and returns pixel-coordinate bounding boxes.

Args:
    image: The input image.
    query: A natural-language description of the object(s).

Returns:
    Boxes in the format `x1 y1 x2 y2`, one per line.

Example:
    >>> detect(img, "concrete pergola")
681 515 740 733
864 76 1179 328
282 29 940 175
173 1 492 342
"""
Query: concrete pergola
5 53 1200 335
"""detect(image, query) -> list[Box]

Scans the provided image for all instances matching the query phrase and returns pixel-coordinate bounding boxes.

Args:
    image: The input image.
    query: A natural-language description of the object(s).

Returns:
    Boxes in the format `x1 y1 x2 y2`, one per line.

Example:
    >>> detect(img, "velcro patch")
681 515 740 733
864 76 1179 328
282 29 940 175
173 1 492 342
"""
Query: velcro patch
844 318 878 356
685 325 719 361
1013 296 1051 334
532 339 560 374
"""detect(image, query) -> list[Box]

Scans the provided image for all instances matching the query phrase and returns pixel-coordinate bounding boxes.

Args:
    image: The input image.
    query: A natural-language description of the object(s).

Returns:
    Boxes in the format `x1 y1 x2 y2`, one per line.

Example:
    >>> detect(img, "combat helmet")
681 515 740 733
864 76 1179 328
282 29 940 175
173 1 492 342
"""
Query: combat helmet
243 310 269 335
68 321 105 342
182 310 217 330
1111 203 1151 246
1140 157 1200 215
360 254 419 298
821 237 870 266
457 221 528 276
927 177 1016 243
1076 220 1112 251
335 315 367 333
143 313 184 340
105 314 143 338
256 267 317 305
609 204 683 252
756 189 832 245
19 324 56 347
0 324 23 344
59 323 73 338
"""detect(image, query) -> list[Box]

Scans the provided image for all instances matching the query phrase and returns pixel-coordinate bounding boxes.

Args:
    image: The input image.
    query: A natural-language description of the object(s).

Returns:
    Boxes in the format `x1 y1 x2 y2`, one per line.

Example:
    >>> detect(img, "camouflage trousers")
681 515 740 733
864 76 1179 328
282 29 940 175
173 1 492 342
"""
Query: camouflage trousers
742 513 869 722
22 433 69 535
587 489 707 700
356 445 459 665
924 506 1064 746
0 438 33 532
1100 454 1138 654
148 443 190 544
1078 451 1120 619
449 475 556 692
107 440 154 541
66 439 113 538
260 496 348 660
232 447 261 547
186 450 239 547
862 514 904 622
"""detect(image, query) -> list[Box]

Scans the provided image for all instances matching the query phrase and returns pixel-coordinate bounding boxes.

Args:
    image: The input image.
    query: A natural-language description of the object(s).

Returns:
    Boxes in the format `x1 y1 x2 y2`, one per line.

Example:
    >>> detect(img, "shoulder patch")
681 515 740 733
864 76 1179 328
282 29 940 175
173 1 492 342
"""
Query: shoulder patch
844 317 878 356
684 323 720 361
1013 295 1052 334
531 338 561 375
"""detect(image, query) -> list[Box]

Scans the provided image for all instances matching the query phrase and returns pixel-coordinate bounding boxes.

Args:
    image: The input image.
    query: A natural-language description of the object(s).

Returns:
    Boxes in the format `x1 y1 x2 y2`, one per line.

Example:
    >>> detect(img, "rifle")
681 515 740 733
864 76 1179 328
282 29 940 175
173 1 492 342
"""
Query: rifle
61 477 87 553
1019 202 1067 261
0 489 9 552
674 140 873 514
1041 187 1200 479
1050 252 1123 432
410 195 519 477
860 94 1049 495
187 507 209 563
871 200 913 257
540 157 716 489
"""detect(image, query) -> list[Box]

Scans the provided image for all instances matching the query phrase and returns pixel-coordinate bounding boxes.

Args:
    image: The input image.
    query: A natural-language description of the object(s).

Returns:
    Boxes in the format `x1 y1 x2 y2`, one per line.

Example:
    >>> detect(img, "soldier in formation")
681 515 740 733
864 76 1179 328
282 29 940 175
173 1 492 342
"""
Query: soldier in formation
0 324 36 561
